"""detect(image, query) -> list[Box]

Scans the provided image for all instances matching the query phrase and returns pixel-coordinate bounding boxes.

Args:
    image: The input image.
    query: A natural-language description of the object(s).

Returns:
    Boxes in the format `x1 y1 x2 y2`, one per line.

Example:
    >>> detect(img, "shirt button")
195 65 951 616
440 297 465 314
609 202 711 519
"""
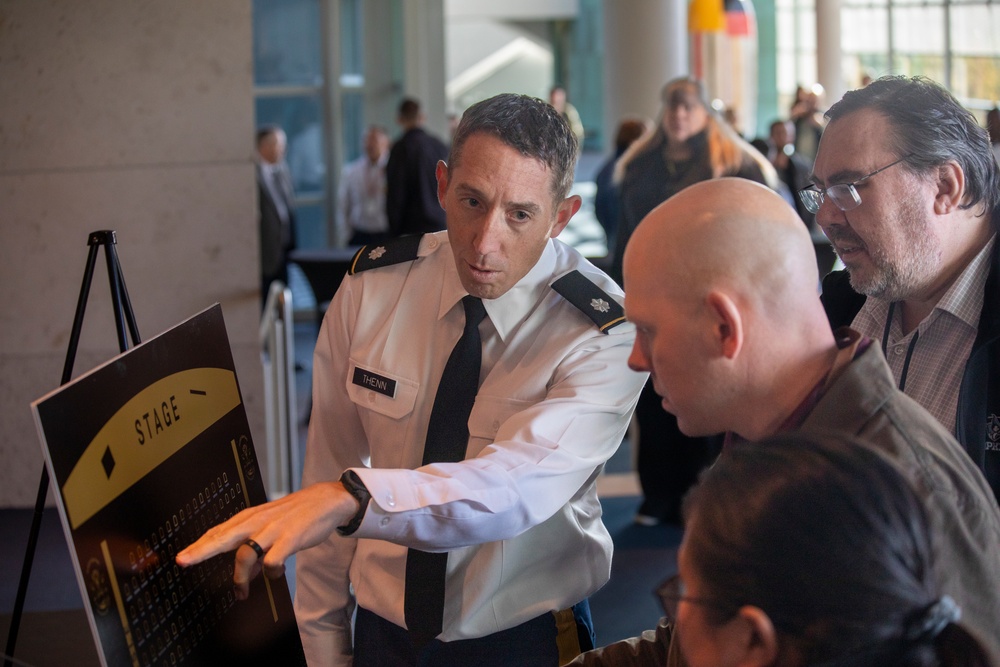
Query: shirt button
367 391 376 403
894 346 905 356
427 237 438 249
492 420 500 430
380 517 390 527
385 493 395 507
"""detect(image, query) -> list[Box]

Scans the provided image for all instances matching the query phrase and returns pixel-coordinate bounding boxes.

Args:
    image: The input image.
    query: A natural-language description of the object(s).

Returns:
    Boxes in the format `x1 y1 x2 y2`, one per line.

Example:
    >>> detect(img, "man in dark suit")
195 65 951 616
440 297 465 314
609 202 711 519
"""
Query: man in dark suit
386 98 449 237
768 119 815 230
256 125 297 300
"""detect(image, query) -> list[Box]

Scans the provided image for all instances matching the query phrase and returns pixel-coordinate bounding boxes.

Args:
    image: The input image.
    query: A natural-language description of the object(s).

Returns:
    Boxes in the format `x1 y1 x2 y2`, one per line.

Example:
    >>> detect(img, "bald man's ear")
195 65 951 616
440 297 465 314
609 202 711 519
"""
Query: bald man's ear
933 160 966 215
706 291 743 360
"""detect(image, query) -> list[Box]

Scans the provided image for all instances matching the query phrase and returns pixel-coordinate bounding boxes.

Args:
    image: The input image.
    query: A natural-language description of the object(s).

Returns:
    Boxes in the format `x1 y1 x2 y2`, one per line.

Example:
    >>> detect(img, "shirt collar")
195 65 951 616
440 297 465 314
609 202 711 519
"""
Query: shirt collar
935 233 995 329
487 240 556 342
724 328 865 450
855 234 996 336
435 236 558 343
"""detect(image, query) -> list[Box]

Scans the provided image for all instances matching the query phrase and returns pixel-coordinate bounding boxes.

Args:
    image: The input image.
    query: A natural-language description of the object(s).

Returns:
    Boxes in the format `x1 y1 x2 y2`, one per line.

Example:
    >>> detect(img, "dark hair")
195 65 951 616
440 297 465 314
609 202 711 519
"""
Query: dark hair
987 107 1000 144
769 119 791 134
398 97 421 123
825 76 1000 222
256 124 282 147
614 118 648 153
683 433 990 667
449 93 579 201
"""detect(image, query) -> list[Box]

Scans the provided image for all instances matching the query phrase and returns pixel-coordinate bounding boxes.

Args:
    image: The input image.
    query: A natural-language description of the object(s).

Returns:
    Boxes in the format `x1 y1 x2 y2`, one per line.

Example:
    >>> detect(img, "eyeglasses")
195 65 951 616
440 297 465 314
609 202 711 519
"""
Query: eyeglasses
653 574 733 623
798 155 911 214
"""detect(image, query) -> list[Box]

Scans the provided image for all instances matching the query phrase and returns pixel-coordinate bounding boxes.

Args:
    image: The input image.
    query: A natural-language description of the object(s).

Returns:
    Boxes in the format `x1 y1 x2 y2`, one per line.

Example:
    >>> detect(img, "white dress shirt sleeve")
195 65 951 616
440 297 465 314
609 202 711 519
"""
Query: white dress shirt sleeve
351 319 643 551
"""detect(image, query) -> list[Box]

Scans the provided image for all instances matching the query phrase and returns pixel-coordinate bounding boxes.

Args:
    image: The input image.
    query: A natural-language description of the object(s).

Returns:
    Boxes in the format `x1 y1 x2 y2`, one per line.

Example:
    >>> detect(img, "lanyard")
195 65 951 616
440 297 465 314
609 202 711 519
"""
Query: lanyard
881 302 920 392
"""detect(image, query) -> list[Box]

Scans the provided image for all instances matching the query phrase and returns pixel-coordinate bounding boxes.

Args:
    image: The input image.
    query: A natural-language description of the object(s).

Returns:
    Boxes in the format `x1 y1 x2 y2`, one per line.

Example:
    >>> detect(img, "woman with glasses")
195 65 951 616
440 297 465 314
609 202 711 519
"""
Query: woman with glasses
608 76 776 530
666 433 991 667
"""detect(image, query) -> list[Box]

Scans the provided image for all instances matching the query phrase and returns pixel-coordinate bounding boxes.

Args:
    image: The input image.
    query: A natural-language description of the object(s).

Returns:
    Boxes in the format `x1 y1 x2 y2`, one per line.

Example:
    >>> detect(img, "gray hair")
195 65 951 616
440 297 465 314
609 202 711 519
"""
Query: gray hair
449 93 579 201
826 76 1000 225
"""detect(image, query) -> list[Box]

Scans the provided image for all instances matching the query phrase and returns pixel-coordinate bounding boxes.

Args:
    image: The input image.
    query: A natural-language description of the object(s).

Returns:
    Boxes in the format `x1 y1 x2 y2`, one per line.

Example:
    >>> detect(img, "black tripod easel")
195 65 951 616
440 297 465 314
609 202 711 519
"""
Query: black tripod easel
4 231 141 667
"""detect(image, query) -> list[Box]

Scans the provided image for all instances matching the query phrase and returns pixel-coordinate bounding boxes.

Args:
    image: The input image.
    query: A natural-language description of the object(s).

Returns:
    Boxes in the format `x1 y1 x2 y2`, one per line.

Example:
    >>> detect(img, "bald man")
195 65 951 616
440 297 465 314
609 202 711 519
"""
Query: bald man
571 178 1000 666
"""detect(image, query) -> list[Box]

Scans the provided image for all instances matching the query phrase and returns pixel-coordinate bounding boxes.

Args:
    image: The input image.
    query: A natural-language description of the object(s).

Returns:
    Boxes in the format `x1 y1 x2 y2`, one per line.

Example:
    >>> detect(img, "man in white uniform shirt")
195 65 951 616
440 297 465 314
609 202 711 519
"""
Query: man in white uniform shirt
179 94 646 666
338 125 390 246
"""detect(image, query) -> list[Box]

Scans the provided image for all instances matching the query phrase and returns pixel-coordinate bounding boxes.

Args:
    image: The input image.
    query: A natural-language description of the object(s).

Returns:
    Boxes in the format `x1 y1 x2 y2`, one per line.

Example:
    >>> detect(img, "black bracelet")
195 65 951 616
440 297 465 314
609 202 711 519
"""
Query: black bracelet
336 470 371 536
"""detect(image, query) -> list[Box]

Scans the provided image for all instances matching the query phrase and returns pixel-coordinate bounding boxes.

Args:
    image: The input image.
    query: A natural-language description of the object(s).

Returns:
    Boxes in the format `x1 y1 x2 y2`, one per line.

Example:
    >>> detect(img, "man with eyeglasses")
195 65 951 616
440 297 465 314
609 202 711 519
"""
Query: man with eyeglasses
807 76 1000 502
569 176 1000 666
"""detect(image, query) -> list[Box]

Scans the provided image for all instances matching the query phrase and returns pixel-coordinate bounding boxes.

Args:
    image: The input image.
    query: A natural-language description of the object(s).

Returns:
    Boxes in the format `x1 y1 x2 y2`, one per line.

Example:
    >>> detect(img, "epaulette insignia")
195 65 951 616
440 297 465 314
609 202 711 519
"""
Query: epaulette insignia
349 234 424 275
551 270 626 334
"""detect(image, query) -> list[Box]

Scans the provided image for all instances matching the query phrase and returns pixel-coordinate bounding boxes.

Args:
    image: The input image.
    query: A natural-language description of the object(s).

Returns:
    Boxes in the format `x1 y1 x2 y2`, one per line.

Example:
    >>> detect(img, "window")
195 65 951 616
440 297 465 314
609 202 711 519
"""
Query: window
778 0 1000 117
254 0 330 248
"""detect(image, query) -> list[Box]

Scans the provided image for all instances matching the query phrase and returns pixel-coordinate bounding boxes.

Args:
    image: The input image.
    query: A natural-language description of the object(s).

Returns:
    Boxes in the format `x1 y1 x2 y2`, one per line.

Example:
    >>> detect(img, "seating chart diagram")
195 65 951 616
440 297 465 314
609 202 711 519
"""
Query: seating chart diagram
32 304 306 667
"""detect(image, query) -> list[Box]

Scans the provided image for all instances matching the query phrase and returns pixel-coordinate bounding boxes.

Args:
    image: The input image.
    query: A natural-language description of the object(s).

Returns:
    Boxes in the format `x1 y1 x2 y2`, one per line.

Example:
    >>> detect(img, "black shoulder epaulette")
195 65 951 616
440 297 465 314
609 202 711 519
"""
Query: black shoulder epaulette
551 270 627 334
349 234 424 275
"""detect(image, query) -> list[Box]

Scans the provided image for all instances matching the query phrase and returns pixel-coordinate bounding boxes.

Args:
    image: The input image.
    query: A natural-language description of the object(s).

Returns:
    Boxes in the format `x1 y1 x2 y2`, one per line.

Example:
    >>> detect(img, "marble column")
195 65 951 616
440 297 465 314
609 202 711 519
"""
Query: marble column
816 0 844 107
602 0 688 148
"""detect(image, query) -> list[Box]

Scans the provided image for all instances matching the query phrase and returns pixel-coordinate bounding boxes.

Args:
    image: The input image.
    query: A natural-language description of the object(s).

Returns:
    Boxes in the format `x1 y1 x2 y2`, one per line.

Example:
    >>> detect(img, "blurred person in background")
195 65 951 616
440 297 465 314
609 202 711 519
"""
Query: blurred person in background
593 116 651 257
789 83 825 161
550 85 585 148
256 124 297 300
386 97 449 237
768 119 815 229
338 125 390 247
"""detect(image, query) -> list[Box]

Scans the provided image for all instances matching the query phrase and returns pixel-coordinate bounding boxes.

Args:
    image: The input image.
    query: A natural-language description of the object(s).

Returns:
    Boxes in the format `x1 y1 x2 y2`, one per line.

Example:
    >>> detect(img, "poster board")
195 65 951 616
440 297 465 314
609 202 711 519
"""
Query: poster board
31 304 306 667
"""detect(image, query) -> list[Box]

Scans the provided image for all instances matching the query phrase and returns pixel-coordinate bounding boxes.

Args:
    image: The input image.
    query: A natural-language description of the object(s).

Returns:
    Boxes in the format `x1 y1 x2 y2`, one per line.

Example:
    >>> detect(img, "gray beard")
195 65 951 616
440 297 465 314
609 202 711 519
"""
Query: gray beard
848 228 939 302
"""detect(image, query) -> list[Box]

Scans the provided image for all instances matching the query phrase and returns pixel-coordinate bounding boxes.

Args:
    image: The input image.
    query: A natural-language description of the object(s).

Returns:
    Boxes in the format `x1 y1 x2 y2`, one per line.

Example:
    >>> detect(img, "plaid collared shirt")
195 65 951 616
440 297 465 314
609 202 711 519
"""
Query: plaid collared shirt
852 235 996 436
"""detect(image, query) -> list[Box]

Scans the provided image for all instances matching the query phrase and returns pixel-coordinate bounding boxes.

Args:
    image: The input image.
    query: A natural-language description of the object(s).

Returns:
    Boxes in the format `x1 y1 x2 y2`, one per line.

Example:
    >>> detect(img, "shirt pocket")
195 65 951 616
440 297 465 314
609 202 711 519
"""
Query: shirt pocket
467 395 534 457
345 359 419 421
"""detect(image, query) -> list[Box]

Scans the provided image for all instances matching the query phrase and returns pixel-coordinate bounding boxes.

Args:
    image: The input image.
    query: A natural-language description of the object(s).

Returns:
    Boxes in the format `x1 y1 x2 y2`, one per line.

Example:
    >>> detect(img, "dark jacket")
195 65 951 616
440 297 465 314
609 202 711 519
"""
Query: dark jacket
256 162 297 283
593 149 625 252
821 238 1000 502
774 150 816 229
385 127 448 237
571 336 1000 666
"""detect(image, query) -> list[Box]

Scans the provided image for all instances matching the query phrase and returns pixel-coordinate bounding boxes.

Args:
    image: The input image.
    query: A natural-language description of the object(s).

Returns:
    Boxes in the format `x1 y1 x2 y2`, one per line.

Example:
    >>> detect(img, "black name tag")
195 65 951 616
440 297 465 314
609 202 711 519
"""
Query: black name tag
352 367 397 398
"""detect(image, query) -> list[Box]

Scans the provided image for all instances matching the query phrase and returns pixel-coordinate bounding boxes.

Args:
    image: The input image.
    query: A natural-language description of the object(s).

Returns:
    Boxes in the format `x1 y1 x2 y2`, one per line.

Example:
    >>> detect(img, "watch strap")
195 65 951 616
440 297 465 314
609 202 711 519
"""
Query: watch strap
336 470 372 536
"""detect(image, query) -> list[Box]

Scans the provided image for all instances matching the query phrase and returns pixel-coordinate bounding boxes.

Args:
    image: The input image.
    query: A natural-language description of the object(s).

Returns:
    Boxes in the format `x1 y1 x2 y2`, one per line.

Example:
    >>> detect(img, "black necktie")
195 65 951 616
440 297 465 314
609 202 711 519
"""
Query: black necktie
404 295 487 648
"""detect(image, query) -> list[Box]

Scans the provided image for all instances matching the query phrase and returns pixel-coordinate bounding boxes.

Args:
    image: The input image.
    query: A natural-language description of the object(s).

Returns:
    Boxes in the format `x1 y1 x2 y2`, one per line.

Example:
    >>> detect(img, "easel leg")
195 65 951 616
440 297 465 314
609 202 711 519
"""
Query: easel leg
4 231 140 667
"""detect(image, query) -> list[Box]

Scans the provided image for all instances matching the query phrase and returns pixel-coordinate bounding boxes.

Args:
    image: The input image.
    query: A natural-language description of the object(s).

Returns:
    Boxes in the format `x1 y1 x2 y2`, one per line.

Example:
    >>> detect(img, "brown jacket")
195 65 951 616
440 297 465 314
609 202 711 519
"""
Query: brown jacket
572 333 1000 666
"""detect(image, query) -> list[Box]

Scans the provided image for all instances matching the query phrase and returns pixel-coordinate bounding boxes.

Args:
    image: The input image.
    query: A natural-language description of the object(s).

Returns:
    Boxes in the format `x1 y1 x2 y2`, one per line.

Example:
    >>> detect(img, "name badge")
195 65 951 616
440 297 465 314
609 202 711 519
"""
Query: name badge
352 367 397 398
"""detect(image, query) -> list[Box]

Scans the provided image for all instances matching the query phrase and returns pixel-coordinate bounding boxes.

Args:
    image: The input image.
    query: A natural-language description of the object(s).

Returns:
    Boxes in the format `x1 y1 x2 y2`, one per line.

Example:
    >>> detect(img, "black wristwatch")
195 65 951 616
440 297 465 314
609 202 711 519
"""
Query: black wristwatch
336 470 372 536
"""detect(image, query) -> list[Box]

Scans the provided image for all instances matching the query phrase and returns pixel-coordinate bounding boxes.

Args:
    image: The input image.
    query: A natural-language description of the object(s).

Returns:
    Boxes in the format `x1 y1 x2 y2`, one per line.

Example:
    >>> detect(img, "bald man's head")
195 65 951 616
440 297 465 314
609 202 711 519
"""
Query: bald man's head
624 178 817 311
624 178 835 438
